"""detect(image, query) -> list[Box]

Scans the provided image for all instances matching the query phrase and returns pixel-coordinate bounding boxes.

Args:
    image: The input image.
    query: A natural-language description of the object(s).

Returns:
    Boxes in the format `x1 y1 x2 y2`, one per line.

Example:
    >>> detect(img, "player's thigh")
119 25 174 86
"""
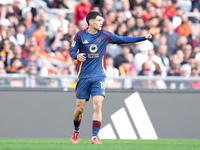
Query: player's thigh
76 78 91 100
91 77 106 98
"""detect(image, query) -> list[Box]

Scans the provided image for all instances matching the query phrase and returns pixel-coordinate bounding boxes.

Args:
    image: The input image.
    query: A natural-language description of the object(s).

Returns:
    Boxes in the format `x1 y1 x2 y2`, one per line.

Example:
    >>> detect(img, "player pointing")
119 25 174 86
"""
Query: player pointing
70 11 152 144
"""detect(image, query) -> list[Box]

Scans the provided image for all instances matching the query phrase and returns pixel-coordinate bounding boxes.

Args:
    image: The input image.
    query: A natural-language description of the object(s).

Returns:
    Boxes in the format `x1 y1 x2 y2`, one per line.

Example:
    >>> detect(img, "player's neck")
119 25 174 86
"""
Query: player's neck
87 27 97 34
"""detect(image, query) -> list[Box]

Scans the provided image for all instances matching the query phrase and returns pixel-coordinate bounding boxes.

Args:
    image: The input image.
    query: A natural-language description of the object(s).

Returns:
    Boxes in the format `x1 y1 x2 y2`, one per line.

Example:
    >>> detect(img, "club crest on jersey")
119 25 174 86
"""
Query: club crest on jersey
89 44 98 53
71 40 76 47
97 37 102 42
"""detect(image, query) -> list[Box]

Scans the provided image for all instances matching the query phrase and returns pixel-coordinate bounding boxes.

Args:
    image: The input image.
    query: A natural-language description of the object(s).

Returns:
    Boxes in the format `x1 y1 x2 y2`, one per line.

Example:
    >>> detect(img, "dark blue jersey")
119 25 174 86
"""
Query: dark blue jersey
70 29 146 79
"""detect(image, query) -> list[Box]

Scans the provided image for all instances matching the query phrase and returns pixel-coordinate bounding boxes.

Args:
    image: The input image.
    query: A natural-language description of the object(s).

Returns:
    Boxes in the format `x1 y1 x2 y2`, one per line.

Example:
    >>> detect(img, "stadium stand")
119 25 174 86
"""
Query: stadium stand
0 0 200 89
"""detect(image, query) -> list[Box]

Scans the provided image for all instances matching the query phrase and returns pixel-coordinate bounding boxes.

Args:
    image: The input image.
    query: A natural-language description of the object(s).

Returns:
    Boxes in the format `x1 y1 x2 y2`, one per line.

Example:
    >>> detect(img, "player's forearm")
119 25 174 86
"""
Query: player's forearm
122 36 146 43
70 49 78 59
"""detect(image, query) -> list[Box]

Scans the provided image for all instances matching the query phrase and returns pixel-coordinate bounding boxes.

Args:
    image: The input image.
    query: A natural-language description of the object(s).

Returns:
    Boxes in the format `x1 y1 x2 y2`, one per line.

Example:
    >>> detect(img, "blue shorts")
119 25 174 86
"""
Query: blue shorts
75 77 105 100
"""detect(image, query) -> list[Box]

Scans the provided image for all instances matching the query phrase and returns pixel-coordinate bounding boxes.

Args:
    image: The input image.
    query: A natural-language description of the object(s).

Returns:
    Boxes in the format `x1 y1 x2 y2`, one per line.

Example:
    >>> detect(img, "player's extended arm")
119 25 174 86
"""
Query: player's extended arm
104 31 152 44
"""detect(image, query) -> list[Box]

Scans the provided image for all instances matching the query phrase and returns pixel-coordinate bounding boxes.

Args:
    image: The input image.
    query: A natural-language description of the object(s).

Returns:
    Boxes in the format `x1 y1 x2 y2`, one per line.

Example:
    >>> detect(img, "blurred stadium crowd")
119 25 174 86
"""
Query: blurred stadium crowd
0 0 200 89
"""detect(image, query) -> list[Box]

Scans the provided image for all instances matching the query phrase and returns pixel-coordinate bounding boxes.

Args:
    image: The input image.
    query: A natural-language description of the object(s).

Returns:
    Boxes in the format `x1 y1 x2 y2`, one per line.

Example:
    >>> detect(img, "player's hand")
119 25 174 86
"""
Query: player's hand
77 53 86 62
145 32 152 40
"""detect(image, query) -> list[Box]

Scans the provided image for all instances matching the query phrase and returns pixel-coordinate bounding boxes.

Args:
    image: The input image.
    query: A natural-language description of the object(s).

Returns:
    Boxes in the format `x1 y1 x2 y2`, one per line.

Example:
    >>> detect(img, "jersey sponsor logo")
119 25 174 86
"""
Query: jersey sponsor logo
83 40 88 44
97 37 102 42
71 41 76 47
89 44 98 53
88 54 99 58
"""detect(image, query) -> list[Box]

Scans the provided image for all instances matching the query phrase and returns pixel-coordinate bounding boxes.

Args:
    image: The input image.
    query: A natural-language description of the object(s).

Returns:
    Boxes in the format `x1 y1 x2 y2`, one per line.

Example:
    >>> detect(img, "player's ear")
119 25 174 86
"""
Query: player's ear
89 19 93 25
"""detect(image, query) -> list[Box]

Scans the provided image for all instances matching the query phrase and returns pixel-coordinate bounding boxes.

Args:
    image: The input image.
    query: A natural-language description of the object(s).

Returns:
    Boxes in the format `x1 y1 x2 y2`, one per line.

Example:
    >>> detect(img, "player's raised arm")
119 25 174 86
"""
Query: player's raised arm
102 30 152 44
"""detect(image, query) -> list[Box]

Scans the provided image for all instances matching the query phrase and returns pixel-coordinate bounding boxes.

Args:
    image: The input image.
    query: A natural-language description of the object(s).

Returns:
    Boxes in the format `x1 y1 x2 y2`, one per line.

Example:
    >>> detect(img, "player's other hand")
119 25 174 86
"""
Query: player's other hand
145 32 152 40
77 53 86 62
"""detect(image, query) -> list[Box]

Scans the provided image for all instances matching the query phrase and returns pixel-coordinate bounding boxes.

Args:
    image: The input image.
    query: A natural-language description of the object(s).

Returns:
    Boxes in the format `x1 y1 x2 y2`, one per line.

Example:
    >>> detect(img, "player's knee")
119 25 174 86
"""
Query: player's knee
76 106 84 114
94 102 102 112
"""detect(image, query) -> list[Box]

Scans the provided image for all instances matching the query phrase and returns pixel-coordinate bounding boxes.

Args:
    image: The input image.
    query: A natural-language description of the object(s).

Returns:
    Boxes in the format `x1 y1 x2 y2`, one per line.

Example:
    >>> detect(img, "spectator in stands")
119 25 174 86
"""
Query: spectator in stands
6 29 18 46
149 17 161 36
135 17 146 32
187 57 196 69
171 7 183 29
175 35 188 52
141 49 161 76
50 26 67 52
196 60 200 75
115 22 128 36
175 49 184 64
7 13 17 31
64 22 76 41
0 39 14 69
118 59 131 76
51 0 69 9
130 0 147 10
39 11 49 30
105 54 121 88
21 37 31 58
156 44 170 76
101 0 114 19
192 30 200 55
114 45 131 68
8 58 23 73
0 60 10 86
73 0 92 25
163 20 179 54
56 40 72 62
118 52 135 76
49 10 69 38
175 14 191 37
153 69 167 89
166 0 177 19
0 18 10 40
121 0 132 21
182 44 193 64
126 17 136 32
190 66 200 89
188 24 198 48
176 64 192 89
77 19 88 31
167 54 181 76
190 0 200 23
23 11 37 38
25 51 40 74
15 23 26 46
153 0 167 18
138 61 154 88
104 10 117 27
32 22 46 52
0 5 7 19
12 0 21 19
10 45 26 67
144 5 157 24
134 40 153 74
21 0 37 22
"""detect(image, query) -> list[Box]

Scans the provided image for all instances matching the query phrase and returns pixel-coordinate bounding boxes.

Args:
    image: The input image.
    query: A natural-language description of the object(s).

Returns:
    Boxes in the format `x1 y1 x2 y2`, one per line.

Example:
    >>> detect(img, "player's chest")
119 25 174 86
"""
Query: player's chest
80 35 106 52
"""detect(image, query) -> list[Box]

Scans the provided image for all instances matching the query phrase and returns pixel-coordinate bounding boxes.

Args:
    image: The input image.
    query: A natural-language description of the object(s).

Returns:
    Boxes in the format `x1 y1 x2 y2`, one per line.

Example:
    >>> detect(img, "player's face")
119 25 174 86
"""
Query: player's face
92 16 103 31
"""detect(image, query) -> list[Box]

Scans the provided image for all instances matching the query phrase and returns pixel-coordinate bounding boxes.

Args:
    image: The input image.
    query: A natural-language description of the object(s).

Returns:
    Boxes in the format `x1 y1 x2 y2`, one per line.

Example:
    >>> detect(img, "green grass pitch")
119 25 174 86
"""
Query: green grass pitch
0 139 200 150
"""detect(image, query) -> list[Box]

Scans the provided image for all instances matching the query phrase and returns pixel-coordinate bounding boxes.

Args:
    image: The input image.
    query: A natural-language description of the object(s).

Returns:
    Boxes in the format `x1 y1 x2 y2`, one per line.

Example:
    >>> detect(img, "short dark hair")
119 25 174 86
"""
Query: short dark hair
86 11 102 25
